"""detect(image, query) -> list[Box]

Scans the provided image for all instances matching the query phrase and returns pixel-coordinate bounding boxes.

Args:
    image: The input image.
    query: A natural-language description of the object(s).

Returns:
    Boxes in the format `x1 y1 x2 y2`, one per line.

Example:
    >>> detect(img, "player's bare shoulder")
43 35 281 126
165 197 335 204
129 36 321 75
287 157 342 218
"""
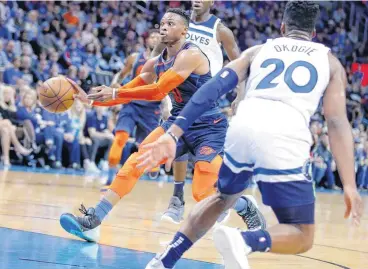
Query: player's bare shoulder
174 45 210 75
177 46 208 64
328 52 347 84
241 44 264 63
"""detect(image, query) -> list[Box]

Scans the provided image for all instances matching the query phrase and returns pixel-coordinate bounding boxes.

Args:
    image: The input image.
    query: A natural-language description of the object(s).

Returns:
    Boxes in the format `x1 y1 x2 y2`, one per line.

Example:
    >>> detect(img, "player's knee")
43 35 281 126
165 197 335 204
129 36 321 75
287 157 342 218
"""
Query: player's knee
110 153 141 197
192 160 220 202
114 131 129 147
294 224 315 253
108 131 129 166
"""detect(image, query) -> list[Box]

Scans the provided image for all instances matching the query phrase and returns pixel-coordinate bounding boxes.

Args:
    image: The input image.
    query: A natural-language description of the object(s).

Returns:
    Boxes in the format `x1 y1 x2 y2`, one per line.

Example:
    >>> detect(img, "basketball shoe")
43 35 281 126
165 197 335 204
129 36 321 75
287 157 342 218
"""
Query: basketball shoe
213 225 252 269
60 204 101 242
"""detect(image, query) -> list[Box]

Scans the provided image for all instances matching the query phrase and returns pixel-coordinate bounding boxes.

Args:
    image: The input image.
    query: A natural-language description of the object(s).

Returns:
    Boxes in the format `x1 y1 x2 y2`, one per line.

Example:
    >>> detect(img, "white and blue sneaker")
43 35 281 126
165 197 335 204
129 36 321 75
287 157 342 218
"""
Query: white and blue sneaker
145 255 171 269
60 204 101 242
213 226 252 269
161 196 185 224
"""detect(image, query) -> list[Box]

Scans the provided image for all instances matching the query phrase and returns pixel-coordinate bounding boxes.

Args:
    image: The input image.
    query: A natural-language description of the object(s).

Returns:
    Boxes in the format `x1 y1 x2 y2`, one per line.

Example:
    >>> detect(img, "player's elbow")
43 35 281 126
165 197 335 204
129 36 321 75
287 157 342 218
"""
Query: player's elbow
325 116 349 132
150 92 167 101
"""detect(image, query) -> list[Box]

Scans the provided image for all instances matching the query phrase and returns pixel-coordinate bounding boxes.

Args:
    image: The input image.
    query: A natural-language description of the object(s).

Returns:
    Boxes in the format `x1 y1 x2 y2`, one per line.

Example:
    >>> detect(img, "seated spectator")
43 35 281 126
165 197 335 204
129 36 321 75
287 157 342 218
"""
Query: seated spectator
312 132 337 189
63 40 84 68
86 107 113 171
0 119 32 167
65 99 92 169
16 90 42 151
0 86 32 166
40 109 65 168
0 39 9 69
3 57 23 85
83 43 99 70
78 65 93 92
33 60 49 84
4 40 18 62
19 56 37 86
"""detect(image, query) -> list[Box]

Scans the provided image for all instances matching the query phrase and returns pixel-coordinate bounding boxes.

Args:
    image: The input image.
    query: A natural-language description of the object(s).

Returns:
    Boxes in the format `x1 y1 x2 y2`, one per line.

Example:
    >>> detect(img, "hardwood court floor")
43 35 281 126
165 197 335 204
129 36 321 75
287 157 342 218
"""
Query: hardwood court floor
0 168 367 269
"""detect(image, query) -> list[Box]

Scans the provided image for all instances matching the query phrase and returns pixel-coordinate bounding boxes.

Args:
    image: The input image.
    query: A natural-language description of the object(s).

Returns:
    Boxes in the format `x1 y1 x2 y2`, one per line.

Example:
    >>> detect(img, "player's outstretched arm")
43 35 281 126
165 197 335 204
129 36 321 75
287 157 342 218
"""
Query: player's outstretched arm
110 53 137 87
87 57 158 103
114 48 204 101
323 53 363 225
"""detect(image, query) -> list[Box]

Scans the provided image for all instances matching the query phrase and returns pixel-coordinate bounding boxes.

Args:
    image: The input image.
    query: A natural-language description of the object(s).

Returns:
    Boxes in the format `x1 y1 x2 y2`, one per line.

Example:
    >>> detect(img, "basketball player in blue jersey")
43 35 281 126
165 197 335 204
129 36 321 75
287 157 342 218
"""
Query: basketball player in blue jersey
161 0 250 224
140 2 364 268
104 30 161 186
60 8 264 243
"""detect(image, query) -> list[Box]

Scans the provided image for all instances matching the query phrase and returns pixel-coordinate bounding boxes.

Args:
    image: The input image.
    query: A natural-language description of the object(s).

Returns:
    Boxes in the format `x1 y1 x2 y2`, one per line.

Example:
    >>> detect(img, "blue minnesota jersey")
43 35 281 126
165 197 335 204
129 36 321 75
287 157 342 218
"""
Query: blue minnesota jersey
154 42 218 117
130 52 160 109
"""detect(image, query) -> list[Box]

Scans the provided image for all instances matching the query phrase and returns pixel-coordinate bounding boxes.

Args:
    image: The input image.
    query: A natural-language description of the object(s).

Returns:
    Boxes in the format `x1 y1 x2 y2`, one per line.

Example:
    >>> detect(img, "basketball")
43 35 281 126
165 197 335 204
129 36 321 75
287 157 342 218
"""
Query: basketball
38 76 76 113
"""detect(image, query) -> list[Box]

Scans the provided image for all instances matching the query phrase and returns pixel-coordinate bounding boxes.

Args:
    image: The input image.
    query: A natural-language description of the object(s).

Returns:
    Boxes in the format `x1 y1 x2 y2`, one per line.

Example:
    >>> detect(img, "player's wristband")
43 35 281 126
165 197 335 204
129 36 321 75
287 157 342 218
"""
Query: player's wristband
166 131 179 143
89 100 94 106
112 88 117 100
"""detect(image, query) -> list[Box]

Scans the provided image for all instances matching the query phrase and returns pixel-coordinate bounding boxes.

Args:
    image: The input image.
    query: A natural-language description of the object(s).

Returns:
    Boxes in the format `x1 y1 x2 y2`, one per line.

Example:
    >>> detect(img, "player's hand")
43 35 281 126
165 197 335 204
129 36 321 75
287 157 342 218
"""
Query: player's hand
88 85 115 102
231 96 241 115
136 133 177 173
343 186 363 226
66 77 89 104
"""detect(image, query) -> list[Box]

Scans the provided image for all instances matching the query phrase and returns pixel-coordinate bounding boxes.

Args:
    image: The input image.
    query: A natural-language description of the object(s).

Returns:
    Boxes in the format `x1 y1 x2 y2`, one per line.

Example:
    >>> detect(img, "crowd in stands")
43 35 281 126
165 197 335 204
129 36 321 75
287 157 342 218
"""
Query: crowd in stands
0 1 367 189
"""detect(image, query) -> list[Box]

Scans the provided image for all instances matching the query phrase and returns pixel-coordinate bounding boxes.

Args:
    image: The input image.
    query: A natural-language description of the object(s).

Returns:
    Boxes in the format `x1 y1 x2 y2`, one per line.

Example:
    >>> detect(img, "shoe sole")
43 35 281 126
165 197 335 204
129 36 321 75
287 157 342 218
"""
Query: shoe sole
161 214 182 224
60 214 100 243
243 195 267 230
213 226 250 269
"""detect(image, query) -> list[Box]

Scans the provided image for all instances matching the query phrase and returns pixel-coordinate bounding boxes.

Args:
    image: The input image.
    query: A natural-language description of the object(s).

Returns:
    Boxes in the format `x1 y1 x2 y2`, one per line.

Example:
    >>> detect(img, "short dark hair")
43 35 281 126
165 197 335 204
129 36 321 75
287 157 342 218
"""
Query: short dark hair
283 1 320 33
166 8 190 27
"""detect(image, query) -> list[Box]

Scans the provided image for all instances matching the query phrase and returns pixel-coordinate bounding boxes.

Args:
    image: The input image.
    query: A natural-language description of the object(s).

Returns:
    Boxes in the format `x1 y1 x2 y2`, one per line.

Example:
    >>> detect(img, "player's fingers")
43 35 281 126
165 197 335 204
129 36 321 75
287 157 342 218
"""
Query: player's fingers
87 93 103 100
344 200 352 219
140 142 157 150
165 157 174 172
144 162 157 173
136 150 151 163
90 86 103 93
353 198 363 225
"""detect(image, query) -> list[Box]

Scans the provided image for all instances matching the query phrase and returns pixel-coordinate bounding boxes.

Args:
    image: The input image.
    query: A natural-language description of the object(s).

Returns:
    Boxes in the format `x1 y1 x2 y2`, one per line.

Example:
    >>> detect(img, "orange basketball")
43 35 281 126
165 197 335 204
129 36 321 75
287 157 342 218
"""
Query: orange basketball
38 76 76 113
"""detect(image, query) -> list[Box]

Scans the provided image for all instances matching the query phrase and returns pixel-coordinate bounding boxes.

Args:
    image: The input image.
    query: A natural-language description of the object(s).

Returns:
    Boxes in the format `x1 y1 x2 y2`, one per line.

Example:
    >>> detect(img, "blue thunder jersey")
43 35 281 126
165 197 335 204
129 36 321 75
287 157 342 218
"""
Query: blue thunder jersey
154 41 220 117
130 52 161 108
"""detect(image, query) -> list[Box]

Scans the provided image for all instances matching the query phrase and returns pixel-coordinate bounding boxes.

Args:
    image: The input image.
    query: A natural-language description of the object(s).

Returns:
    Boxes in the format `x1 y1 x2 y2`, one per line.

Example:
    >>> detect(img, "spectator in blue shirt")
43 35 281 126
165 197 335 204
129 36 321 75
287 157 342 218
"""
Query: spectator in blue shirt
3 57 23 85
86 107 113 171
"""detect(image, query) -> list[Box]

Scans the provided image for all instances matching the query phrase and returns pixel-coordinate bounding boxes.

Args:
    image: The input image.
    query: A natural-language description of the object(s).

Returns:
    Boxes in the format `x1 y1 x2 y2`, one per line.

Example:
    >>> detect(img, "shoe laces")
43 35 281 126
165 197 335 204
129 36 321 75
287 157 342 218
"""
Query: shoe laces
168 197 183 210
79 204 95 217
240 204 261 230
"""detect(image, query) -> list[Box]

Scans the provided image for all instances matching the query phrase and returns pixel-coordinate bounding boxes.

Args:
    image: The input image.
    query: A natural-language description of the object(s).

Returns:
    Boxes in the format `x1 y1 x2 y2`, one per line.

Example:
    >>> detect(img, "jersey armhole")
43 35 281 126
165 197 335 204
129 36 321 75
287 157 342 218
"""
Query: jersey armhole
214 18 221 44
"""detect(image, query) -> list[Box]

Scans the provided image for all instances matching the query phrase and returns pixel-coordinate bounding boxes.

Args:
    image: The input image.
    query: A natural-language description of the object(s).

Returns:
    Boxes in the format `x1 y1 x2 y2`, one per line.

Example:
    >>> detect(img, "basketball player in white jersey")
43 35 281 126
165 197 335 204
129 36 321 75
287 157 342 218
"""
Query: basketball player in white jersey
161 0 250 225
141 2 363 268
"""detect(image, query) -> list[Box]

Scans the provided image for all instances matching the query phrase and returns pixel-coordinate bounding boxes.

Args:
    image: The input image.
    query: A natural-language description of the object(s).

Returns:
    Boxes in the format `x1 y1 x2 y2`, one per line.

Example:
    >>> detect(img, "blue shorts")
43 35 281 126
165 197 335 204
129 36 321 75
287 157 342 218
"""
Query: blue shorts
162 112 228 163
115 103 161 143
217 162 315 224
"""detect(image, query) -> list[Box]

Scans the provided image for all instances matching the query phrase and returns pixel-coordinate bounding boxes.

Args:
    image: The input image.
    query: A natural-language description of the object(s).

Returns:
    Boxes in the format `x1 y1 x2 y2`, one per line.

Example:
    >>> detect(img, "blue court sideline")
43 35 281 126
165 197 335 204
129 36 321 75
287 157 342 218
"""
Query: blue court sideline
0 227 222 269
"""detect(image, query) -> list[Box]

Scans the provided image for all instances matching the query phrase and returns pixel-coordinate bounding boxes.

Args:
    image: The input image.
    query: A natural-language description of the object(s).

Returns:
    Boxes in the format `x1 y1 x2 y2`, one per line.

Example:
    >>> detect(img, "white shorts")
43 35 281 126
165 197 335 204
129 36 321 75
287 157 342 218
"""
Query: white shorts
222 98 315 207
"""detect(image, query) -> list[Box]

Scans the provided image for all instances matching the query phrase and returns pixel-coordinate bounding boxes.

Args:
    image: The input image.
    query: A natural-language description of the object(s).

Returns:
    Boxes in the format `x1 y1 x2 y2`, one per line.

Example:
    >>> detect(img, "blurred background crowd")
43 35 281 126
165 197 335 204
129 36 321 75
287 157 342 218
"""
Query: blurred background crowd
0 1 367 190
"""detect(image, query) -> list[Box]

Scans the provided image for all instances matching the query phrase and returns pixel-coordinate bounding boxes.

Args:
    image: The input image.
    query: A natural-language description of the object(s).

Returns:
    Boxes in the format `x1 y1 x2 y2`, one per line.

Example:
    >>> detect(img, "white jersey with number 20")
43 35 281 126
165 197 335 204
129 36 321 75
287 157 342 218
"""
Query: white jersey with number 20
244 37 330 126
